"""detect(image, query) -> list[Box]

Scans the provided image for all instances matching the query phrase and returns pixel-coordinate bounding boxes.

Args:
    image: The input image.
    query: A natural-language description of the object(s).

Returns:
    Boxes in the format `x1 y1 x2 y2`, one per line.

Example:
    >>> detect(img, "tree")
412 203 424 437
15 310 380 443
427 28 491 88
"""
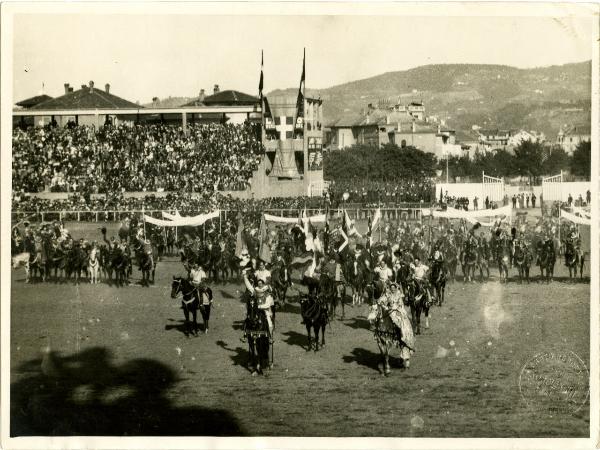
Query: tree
542 145 569 176
513 140 544 183
570 140 591 178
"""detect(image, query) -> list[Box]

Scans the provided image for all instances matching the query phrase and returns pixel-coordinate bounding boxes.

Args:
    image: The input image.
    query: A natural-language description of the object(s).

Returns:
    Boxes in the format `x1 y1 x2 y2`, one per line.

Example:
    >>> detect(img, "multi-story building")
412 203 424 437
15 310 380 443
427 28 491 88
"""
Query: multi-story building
557 124 591 154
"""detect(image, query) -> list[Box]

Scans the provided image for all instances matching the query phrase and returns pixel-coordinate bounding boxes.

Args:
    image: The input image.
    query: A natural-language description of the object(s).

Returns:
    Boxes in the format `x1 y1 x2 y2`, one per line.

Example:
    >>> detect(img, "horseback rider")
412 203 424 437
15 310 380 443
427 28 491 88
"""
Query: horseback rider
189 261 213 333
242 268 274 343
376 281 415 366
410 256 432 305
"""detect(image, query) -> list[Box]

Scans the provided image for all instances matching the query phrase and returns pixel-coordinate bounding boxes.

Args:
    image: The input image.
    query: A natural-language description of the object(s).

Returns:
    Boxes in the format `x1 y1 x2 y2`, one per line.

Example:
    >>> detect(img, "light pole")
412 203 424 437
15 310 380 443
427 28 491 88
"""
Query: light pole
446 152 449 184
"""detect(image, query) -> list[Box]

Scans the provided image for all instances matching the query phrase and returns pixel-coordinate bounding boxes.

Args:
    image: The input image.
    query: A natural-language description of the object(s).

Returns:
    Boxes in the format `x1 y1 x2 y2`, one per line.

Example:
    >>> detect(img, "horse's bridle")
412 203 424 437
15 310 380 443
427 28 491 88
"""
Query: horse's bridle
172 278 196 300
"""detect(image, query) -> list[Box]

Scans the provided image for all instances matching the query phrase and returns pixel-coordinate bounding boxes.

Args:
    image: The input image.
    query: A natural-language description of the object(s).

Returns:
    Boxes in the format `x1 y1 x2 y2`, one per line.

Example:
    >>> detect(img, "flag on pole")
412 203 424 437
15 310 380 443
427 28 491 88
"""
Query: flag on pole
294 48 305 131
343 209 361 238
258 215 272 264
371 207 382 233
234 214 246 259
258 50 264 99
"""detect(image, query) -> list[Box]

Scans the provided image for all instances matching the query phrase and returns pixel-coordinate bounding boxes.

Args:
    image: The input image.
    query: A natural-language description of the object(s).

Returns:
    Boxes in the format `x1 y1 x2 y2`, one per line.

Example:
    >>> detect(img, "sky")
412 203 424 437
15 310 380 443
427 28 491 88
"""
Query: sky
12 12 595 105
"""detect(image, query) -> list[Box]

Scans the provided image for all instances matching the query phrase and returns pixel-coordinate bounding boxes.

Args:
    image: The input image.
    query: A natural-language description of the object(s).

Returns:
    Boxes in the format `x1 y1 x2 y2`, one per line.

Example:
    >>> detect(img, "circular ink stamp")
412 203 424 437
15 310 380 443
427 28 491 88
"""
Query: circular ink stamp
519 350 589 414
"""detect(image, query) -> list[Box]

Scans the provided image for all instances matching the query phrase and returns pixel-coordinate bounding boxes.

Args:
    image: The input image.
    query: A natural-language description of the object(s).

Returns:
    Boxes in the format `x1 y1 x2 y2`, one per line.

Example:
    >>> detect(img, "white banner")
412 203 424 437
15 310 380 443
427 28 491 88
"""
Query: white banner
560 209 591 226
422 204 512 219
570 206 591 219
162 210 182 220
263 213 327 224
144 210 219 227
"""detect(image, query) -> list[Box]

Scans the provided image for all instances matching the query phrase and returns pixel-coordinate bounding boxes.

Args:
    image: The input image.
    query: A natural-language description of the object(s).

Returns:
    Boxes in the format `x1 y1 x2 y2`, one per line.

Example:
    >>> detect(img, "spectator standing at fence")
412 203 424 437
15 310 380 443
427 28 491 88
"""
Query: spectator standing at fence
568 193 573 207
586 190 591 206
485 196 489 210
526 194 530 209
512 195 517 209
473 197 478 211
531 193 536 209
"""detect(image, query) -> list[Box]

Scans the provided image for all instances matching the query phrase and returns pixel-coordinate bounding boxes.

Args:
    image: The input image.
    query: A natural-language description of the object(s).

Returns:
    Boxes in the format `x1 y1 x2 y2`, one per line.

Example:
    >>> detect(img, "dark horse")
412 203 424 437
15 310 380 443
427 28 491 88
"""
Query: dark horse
537 239 556 283
429 259 446 306
300 292 329 351
66 244 88 284
461 241 478 283
564 240 585 280
170 276 199 337
110 246 129 287
513 244 532 284
404 275 430 335
243 294 272 375
495 237 512 283
135 243 158 286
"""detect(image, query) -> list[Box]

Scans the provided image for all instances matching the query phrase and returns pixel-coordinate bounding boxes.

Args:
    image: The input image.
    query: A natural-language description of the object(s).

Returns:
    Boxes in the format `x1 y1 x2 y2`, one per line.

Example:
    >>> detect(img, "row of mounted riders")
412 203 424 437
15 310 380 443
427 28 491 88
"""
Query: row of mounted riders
11 229 160 286
441 233 585 284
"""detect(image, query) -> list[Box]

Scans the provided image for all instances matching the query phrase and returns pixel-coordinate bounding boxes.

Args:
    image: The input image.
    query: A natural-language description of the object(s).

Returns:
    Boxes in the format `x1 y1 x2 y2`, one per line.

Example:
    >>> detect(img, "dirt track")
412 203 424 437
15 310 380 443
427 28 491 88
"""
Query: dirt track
10 222 590 437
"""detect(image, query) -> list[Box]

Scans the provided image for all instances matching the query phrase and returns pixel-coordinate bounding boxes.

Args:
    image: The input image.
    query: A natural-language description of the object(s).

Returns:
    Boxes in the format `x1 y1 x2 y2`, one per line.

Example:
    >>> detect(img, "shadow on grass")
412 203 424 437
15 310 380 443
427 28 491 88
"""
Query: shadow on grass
10 346 244 436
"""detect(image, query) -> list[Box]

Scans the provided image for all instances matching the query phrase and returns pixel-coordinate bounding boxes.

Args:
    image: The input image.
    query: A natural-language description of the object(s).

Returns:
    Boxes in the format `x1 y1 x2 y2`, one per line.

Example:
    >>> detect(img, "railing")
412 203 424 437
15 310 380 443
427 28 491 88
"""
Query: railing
11 205 432 224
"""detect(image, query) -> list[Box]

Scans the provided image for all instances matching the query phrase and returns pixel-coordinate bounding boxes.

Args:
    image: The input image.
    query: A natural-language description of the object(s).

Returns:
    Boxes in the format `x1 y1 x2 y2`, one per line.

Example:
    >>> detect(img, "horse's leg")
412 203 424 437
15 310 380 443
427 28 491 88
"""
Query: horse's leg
424 303 430 330
321 323 326 348
306 323 312 351
183 306 190 337
192 308 198 336
384 348 391 376
314 324 319 352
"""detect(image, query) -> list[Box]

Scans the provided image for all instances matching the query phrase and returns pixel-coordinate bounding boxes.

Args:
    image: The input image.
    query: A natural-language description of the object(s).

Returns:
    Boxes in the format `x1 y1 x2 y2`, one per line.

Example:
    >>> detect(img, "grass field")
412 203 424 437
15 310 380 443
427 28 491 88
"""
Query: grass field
9 222 591 437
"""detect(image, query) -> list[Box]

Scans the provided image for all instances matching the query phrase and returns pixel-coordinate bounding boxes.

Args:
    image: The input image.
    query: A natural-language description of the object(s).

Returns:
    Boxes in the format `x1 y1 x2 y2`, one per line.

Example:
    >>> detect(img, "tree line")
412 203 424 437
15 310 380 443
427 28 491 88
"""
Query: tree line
323 140 591 183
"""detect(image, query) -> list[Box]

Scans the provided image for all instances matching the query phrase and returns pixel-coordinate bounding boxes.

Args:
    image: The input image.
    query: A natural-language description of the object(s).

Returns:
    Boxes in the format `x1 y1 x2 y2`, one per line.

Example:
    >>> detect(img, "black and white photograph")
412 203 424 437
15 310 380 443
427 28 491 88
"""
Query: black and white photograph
1 2 598 448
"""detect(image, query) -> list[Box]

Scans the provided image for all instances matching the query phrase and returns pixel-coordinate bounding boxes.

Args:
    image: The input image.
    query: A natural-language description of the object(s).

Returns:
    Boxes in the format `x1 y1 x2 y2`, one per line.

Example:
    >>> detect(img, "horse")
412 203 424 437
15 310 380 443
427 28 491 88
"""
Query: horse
135 243 158 286
110 246 129 287
66 244 88 284
318 271 337 324
495 237 512 283
429 259 446 306
367 300 413 375
170 276 200 337
271 260 291 306
461 241 478 283
537 239 556 283
404 275 430 335
166 228 176 256
476 240 490 281
51 243 68 282
300 292 328 351
12 252 30 282
443 242 459 282
564 240 585 280
243 294 272 375
513 244 532 284
206 241 222 283
345 255 371 306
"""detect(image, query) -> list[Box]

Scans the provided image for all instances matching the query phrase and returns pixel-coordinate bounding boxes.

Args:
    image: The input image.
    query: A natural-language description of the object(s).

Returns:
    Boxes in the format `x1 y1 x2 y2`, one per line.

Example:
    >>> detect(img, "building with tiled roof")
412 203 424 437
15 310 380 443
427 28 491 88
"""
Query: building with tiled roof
182 85 259 107
31 82 140 110
15 94 53 109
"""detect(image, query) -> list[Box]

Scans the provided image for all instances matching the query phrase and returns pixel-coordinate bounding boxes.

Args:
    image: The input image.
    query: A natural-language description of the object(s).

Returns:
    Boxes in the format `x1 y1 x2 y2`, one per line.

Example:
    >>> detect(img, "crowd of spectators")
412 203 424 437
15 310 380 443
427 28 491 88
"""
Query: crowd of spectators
327 179 435 206
12 122 264 194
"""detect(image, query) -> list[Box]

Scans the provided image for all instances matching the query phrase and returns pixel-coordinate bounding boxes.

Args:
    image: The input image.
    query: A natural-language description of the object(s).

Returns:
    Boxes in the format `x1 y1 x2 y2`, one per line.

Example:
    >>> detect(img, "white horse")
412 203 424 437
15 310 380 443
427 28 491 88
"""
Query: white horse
12 252 31 282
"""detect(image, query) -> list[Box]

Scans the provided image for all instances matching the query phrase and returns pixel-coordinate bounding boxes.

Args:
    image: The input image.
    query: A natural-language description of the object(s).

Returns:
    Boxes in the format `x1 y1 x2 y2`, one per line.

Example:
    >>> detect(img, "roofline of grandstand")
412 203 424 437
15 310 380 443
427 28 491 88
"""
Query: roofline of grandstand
12 105 260 116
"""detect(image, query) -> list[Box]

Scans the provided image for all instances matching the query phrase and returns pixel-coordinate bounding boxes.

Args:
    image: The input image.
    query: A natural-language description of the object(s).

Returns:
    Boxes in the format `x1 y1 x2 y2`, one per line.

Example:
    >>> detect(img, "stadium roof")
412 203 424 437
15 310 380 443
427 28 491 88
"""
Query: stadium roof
15 94 53 109
31 84 141 110
183 90 259 107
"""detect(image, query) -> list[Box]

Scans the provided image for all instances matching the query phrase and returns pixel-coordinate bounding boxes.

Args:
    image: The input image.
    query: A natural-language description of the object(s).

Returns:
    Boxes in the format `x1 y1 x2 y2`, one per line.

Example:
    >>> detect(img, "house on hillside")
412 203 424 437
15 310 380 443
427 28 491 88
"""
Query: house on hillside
508 130 546 147
326 113 380 150
455 130 481 159
557 124 590 155
477 129 515 152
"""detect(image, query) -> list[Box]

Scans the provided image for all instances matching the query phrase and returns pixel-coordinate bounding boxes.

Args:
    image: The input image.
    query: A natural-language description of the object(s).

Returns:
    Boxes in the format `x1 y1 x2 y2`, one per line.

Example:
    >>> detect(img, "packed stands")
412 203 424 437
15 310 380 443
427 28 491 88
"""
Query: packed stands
12 123 264 194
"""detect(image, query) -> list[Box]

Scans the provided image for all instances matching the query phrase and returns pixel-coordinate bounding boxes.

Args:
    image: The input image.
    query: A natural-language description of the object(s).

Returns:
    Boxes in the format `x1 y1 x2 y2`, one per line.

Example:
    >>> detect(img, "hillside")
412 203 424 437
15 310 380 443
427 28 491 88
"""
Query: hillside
268 61 591 139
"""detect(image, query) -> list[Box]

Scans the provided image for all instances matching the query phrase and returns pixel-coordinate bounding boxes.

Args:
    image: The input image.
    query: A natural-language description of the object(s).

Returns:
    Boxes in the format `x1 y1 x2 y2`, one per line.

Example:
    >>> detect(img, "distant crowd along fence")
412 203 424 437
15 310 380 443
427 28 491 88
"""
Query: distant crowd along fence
12 205 433 224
